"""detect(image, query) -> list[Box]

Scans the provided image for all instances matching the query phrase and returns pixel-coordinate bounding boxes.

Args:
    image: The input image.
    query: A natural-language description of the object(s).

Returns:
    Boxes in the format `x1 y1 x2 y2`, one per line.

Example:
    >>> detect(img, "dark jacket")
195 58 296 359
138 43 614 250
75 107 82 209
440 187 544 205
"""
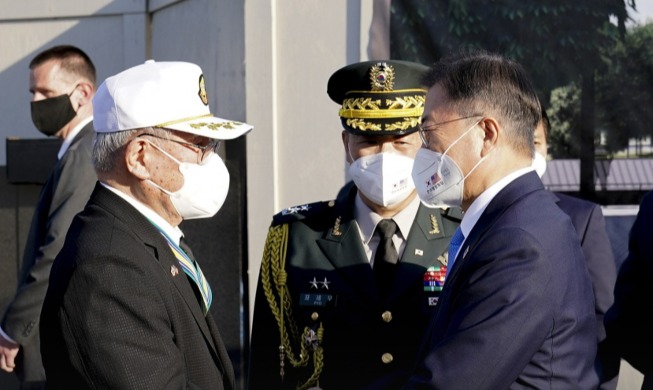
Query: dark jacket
1 124 96 384
248 183 462 390
40 184 234 389
405 172 597 390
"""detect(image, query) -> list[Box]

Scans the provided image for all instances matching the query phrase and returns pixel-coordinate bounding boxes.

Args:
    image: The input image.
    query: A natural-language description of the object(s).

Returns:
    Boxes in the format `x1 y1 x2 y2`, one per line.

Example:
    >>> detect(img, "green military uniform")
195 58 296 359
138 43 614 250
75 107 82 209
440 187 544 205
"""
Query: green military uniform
249 183 461 389
248 60 462 390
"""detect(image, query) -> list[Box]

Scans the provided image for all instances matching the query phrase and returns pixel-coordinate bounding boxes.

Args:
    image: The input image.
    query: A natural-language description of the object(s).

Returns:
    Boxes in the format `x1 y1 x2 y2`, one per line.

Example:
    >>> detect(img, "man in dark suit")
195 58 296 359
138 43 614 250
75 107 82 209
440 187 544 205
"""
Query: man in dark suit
39 60 252 389
605 190 653 389
406 49 597 389
248 60 461 390
534 110 620 389
0 45 97 390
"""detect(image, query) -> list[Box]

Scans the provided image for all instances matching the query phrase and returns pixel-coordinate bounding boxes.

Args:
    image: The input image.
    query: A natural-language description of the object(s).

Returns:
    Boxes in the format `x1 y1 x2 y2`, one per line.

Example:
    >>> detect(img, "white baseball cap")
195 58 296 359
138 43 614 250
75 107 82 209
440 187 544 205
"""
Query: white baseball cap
93 60 252 140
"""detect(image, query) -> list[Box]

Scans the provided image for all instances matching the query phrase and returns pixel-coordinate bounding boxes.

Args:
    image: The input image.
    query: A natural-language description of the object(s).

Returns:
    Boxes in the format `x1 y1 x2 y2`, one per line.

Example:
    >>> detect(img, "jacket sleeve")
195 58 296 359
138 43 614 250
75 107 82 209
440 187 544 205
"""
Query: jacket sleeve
2 137 96 345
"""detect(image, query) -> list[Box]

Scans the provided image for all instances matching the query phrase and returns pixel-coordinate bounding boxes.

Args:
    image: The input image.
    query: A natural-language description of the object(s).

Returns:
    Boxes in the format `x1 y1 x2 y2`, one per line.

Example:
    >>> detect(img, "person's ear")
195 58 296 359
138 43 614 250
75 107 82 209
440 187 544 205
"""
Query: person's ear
342 131 353 164
479 117 499 156
72 81 95 108
125 137 151 180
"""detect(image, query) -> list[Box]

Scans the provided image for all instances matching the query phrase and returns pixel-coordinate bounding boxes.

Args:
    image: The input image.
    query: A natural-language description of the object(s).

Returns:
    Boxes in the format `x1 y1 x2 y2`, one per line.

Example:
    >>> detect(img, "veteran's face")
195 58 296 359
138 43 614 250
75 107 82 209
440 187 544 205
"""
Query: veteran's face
342 131 422 164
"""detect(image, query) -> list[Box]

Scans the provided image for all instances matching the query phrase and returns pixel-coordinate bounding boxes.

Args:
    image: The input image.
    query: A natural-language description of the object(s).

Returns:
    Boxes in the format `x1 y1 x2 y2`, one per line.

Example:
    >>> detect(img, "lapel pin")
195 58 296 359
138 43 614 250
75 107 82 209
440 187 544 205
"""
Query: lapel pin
170 265 179 277
415 249 424 256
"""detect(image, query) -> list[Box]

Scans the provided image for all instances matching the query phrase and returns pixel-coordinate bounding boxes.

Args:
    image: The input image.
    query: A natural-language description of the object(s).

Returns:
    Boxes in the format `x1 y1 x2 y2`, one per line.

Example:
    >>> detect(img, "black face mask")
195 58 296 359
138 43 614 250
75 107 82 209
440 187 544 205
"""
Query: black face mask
30 93 76 136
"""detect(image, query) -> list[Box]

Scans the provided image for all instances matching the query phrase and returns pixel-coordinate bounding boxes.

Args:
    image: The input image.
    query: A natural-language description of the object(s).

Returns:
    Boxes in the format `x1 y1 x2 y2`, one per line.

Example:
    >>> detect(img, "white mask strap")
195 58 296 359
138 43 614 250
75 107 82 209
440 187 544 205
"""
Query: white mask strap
144 139 183 166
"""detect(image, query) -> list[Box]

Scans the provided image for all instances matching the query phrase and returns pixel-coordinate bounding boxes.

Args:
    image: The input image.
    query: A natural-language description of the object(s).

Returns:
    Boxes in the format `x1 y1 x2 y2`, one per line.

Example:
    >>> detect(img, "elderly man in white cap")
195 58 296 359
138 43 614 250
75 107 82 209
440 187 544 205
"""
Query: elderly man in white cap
39 60 252 390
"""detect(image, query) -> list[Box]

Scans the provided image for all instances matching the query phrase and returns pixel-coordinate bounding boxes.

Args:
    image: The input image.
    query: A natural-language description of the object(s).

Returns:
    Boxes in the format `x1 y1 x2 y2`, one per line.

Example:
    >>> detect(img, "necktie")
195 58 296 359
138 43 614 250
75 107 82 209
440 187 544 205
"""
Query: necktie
374 219 399 297
167 235 213 315
447 227 465 276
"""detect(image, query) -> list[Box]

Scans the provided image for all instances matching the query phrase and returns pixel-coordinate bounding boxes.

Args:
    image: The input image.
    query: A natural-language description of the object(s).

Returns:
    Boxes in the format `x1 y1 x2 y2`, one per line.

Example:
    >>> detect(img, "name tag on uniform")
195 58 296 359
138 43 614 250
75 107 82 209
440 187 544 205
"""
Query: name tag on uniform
299 293 336 307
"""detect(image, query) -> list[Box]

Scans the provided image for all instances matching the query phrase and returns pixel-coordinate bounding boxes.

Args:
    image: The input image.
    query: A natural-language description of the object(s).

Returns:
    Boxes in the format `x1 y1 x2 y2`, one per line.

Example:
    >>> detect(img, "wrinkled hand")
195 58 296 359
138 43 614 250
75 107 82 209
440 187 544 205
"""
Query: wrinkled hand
0 332 19 373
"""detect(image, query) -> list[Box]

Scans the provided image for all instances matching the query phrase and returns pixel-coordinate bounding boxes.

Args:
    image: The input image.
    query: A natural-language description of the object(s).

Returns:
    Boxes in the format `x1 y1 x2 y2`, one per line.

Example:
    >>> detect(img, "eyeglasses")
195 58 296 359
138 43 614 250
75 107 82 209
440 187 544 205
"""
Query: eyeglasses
138 133 221 163
419 115 483 145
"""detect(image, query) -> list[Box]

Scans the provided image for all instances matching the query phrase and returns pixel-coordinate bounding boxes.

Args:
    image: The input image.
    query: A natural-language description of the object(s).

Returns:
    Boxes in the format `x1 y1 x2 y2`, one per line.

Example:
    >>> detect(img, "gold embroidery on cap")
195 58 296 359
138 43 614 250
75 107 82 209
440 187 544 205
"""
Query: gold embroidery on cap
198 75 209 106
346 117 421 132
346 118 382 131
340 94 425 119
189 121 244 131
369 62 395 91
385 117 422 131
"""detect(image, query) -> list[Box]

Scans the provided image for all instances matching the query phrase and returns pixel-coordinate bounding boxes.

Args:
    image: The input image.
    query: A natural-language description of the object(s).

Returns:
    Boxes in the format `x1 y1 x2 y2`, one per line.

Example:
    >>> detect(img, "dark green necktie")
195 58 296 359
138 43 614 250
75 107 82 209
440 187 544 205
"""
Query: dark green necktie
374 219 398 298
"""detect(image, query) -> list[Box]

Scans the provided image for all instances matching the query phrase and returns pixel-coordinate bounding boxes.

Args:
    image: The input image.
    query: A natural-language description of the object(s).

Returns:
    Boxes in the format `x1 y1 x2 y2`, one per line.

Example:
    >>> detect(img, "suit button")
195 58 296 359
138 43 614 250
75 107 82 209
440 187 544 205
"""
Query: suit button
381 311 392 322
381 353 394 364
311 312 319 321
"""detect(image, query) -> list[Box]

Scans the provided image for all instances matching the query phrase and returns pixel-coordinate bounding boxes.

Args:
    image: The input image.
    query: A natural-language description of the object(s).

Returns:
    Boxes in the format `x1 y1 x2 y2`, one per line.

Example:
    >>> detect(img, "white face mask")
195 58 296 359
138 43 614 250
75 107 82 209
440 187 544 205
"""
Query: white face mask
146 142 230 220
532 152 547 178
411 119 487 208
349 152 416 207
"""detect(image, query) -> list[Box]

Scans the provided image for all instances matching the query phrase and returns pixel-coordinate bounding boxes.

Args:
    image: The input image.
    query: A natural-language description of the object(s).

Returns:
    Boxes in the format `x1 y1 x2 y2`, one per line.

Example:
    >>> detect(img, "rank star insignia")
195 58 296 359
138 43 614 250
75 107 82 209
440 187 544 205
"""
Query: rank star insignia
282 204 311 215
170 265 179 277
319 277 330 290
309 277 319 289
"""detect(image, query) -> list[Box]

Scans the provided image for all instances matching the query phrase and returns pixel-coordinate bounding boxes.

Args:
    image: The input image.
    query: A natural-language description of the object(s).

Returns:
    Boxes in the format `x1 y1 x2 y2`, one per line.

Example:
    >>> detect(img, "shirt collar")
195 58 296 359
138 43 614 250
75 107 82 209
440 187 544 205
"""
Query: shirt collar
57 116 93 159
460 166 533 237
354 192 421 244
99 182 184 245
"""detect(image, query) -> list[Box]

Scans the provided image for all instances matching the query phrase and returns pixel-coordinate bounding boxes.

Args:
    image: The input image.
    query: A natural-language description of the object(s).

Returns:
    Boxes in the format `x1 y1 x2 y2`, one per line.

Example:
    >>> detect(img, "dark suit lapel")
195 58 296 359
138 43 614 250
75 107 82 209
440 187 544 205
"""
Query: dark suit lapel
445 171 543 285
205 314 235 390
317 214 380 303
92 185 219 355
155 242 218 352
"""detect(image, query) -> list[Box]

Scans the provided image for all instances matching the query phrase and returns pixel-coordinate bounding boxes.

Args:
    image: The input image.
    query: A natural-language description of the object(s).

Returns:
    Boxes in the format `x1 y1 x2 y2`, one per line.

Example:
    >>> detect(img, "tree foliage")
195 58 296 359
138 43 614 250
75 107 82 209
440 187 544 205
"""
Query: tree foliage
390 0 633 102
596 22 653 155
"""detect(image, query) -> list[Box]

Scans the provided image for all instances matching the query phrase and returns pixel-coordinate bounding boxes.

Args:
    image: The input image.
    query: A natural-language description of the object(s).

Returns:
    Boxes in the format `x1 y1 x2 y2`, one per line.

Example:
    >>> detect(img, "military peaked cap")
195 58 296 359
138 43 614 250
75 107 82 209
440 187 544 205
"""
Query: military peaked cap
327 60 428 136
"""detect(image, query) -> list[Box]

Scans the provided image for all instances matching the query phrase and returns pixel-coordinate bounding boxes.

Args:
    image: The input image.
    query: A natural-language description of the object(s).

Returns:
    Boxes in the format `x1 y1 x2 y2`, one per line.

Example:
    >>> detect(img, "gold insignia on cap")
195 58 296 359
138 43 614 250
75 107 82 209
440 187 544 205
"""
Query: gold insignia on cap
429 214 441 235
369 62 395 91
198 75 209 106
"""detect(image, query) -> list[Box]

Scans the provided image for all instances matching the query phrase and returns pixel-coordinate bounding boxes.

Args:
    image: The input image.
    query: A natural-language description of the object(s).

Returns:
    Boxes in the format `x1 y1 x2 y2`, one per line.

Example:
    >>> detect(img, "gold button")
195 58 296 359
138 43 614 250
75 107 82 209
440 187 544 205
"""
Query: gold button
311 312 319 321
381 311 392 322
381 353 393 364
328 200 335 207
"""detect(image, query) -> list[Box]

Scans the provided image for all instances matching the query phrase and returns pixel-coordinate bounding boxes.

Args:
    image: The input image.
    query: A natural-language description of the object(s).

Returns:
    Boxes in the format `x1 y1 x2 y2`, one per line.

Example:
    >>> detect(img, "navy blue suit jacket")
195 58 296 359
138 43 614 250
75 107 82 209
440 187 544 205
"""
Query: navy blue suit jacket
605 190 653 389
553 192 619 389
405 172 597 390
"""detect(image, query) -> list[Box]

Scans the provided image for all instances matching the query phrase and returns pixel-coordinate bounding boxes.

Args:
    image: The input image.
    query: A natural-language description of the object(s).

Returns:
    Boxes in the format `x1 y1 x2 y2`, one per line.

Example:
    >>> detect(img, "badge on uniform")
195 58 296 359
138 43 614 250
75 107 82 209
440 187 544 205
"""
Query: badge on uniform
170 265 179 277
423 265 446 292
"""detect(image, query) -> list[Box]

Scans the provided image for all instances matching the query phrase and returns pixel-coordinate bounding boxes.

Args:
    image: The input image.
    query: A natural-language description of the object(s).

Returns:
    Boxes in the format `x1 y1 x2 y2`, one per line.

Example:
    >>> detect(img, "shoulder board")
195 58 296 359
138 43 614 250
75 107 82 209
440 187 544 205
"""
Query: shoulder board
272 199 336 226
441 206 464 222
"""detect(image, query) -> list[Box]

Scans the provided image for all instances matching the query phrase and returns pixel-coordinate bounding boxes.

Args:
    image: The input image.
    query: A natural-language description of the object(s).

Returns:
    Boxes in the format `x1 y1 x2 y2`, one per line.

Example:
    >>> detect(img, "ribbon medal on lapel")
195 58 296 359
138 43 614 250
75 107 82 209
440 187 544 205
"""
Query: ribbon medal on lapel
423 265 446 292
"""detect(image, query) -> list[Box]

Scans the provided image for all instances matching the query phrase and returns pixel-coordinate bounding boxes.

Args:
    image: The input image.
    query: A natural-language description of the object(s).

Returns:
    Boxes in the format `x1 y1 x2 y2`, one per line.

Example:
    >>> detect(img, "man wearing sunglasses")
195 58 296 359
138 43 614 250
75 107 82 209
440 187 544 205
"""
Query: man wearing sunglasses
39 60 252 389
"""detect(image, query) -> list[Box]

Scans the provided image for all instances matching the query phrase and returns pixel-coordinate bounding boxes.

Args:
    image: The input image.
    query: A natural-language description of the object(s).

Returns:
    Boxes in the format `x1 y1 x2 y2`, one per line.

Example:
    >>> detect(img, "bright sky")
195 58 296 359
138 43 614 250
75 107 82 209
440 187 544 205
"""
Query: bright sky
629 1 653 25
